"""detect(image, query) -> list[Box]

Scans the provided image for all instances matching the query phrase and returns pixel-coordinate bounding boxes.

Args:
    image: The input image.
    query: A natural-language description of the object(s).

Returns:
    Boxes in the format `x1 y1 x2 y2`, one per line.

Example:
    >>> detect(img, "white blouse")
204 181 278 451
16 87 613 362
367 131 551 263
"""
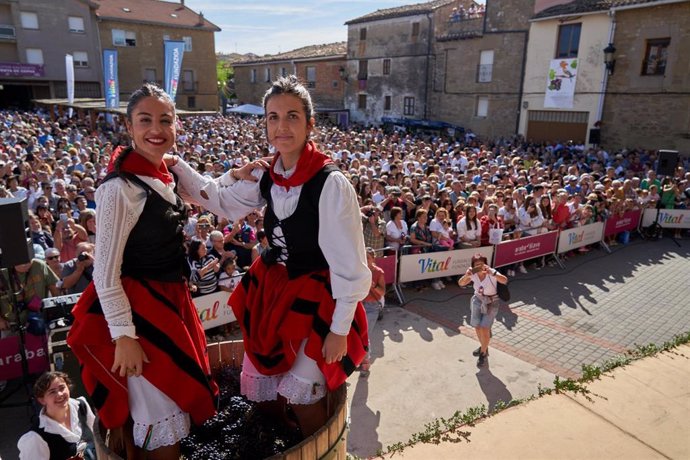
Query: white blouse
457 217 481 242
171 158 370 336
17 397 96 460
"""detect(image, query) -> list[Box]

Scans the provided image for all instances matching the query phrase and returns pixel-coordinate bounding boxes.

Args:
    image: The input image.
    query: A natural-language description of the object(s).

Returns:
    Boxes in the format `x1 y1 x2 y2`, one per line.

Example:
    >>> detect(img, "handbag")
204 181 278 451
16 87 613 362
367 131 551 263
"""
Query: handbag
488 227 504 245
490 272 510 302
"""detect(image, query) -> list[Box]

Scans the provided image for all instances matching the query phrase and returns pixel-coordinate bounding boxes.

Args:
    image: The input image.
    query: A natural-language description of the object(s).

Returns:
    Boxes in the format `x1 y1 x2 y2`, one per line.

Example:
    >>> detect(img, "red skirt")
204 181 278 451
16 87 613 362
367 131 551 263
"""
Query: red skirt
230 258 369 392
67 278 218 429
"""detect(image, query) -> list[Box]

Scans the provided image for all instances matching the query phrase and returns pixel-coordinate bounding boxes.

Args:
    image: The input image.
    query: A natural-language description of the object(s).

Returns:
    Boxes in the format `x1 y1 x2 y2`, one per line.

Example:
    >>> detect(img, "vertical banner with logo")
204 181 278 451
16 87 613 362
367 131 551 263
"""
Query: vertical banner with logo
544 58 578 109
65 54 74 118
164 40 185 101
102 49 119 124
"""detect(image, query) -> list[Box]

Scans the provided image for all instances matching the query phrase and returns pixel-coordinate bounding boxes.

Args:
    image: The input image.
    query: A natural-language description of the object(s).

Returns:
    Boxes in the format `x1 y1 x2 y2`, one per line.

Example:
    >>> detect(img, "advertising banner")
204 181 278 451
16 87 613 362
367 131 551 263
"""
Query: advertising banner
557 222 604 254
544 58 578 109
164 40 185 100
641 208 690 229
194 291 236 330
398 246 493 283
375 254 397 285
604 210 642 237
0 62 44 77
102 49 119 123
0 333 50 380
493 230 559 267
65 54 74 118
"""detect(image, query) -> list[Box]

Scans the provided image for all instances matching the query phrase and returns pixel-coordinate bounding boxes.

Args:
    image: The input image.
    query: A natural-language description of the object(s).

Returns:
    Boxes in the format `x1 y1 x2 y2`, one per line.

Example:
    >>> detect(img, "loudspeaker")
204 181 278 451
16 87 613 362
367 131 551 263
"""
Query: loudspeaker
588 128 601 145
0 198 34 268
656 150 679 177
48 326 88 398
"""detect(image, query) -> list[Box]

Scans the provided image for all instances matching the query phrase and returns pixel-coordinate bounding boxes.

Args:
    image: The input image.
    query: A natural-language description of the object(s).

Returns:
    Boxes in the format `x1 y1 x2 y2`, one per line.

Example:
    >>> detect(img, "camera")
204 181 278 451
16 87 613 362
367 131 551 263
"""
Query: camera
77 252 89 262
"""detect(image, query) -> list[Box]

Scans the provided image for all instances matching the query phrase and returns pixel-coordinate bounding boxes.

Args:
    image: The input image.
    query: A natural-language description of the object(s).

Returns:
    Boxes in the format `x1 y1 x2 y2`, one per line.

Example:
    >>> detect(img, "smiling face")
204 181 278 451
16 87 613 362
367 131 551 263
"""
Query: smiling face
126 96 176 166
265 93 314 160
38 377 71 415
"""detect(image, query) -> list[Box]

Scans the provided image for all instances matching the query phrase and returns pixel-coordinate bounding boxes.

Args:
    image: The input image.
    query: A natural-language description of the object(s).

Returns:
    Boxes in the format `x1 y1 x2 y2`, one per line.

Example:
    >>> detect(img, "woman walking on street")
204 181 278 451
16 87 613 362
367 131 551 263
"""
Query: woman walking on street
458 253 508 366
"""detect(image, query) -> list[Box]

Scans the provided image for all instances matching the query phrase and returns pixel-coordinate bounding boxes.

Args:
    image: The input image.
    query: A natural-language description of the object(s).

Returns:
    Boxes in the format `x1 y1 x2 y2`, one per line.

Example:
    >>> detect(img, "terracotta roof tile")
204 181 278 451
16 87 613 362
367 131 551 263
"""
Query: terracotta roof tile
92 0 220 31
533 0 669 19
346 0 455 25
234 42 346 65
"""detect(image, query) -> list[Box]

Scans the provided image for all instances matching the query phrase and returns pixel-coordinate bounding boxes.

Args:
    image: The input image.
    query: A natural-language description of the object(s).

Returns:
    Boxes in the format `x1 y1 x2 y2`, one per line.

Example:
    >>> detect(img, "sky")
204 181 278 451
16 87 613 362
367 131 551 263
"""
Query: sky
182 0 453 56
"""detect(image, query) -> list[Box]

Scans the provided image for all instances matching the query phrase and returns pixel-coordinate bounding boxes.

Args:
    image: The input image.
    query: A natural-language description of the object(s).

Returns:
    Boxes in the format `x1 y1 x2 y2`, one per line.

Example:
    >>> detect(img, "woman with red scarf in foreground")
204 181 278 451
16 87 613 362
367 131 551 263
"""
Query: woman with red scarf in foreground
67 84 218 459
169 76 370 437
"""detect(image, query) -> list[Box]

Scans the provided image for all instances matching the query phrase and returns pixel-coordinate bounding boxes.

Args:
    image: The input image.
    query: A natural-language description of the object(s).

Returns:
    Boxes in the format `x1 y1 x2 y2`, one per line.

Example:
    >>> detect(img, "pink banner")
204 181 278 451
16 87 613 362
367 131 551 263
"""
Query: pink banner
375 254 397 285
0 333 50 380
604 209 642 237
493 230 559 268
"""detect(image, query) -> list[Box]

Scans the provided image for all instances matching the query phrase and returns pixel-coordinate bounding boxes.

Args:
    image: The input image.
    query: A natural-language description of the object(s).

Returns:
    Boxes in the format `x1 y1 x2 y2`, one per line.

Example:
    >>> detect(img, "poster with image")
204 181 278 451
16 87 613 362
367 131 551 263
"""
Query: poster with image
544 58 578 108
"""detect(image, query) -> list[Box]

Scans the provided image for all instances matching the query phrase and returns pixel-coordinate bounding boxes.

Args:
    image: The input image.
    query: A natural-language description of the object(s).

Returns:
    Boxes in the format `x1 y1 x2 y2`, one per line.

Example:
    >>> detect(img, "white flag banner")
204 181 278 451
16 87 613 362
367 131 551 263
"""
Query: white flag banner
544 58 578 109
65 54 75 118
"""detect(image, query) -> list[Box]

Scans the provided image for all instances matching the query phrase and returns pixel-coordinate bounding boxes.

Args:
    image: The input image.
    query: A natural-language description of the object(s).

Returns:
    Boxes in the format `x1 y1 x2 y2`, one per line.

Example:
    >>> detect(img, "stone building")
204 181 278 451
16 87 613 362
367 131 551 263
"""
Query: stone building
344 0 454 126
233 43 348 125
93 0 220 111
430 0 534 139
0 0 102 108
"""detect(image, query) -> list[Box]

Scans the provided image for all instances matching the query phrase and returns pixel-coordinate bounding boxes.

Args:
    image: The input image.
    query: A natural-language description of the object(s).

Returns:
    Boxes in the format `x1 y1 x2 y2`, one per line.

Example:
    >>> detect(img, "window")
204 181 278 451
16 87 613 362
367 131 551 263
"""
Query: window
265 68 271 82
403 97 415 116
477 50 494 83
281 67 287 77
306 66 316 88
384 95 392 111
187 96 196 108
383 59 391 76
412 22 420 37
183 70 194 91
112 29 136 47
250 69 257 83
26 48 43 65
476 96 489 117
183 36 192 52
20 11 38 29
68 16 84 33
144 68 157 83
72 51 88 67
556 24 581 58
642 38 670 76
360 27 367 40
358 94 367 110
358 59 368 80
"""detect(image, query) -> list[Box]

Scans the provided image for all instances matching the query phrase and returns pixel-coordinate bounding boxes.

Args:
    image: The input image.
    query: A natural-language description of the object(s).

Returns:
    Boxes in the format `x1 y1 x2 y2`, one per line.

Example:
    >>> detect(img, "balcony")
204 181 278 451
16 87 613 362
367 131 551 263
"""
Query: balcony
437 16 483 42
476 64 493 83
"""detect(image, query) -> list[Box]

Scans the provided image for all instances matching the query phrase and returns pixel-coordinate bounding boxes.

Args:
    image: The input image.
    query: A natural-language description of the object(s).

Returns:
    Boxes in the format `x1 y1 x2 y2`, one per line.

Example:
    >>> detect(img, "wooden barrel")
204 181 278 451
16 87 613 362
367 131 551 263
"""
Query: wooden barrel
95 340 348 460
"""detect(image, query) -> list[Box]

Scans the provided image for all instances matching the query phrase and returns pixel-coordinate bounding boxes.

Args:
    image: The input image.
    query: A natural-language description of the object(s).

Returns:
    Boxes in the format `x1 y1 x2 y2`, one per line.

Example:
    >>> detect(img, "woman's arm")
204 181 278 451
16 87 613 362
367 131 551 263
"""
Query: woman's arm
171 158 266 222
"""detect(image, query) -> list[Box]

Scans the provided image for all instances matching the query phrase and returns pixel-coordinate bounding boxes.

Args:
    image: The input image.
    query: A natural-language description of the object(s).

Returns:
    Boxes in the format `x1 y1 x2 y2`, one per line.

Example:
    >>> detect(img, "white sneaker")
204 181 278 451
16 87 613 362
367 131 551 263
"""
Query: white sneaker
439 280 446 288
431 280 443 290
507 269 515 277
518 265 528 274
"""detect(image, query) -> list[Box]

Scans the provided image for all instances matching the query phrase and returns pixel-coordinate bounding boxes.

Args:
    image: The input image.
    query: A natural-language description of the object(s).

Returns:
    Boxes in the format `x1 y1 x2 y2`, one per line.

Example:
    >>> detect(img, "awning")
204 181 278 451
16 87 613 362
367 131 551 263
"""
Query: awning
227 104 264 116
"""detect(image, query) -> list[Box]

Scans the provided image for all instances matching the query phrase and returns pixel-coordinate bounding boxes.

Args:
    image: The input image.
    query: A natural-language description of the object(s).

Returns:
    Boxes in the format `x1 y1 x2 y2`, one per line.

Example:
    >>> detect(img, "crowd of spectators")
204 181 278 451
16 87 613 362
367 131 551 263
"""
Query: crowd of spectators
1 107 689 301
449 2 485 22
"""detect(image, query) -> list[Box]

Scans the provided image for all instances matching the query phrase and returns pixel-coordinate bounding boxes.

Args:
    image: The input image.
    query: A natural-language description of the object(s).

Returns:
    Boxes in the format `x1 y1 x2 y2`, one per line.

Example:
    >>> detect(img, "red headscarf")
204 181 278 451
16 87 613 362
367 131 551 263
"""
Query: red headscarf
268 141 332 191
107 146 173 184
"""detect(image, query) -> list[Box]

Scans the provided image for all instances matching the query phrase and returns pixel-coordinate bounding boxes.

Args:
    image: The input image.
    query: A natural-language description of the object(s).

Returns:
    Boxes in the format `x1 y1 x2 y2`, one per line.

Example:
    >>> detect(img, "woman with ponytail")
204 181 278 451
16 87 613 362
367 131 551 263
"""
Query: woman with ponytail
67 83 218 458
168 75 370 438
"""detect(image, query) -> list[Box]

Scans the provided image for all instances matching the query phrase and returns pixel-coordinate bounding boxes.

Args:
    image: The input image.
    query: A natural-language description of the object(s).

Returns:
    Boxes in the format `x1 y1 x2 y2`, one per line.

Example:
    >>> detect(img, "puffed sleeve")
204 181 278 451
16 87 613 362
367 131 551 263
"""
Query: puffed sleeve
93 178 147 340
18 431 50 460
171 158 266 221
318 172 371 335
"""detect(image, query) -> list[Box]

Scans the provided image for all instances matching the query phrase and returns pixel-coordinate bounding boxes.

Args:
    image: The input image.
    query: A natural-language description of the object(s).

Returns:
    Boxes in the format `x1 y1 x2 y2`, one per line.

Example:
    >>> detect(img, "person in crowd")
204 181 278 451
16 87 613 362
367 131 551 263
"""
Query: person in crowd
44 247 64 282
362 205 387 251
386 206 409 253
29 211 54 250
429 207 456 250
480 203 504 246
17 371 96 460
53 216 88 263
78 210 97 244
187 238 220 296
217 257 241 293
458 254 508 366
60 242 95 295
67 83 218 459
169 75 370 438
359 247 386 377
207 229 229 261
457 204 481 248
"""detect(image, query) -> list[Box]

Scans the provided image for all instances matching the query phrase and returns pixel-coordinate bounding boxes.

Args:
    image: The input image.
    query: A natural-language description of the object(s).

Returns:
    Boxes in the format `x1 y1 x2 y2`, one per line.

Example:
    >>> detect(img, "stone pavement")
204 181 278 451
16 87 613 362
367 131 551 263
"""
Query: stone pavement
396 344 690 459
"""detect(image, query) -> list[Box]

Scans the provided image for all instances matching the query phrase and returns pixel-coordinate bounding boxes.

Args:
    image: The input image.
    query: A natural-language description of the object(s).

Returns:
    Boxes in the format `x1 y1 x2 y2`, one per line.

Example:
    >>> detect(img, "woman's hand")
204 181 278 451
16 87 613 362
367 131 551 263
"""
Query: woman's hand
233 159 270 182
322 332 348 364
163 153 178 167
111 336 149 378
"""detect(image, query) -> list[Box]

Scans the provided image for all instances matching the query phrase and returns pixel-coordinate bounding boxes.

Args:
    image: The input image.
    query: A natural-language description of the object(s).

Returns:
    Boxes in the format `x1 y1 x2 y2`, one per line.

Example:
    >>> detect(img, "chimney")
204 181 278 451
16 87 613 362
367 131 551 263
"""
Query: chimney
180 0 184 6
197 11 204 26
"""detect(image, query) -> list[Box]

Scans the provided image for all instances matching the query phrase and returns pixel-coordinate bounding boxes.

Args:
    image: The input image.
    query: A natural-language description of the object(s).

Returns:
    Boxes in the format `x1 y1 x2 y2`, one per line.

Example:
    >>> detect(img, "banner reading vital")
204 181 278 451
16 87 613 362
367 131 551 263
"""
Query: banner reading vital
164 40 185 101
544 58 578 109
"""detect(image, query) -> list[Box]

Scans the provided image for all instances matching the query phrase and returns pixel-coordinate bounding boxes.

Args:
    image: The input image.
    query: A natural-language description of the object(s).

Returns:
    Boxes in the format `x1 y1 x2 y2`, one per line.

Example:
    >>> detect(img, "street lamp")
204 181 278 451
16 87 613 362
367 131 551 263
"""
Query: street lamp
603 43 616 76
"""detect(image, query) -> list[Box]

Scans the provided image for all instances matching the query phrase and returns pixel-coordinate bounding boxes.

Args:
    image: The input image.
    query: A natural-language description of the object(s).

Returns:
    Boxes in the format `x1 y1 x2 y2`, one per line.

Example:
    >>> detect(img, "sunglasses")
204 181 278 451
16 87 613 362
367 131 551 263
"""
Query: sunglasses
47 255 60 260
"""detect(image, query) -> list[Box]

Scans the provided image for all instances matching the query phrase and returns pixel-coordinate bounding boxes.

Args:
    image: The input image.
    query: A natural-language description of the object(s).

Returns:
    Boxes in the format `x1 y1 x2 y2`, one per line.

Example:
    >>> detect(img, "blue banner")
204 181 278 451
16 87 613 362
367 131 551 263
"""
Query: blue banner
102 49 119 123
164 40 185 101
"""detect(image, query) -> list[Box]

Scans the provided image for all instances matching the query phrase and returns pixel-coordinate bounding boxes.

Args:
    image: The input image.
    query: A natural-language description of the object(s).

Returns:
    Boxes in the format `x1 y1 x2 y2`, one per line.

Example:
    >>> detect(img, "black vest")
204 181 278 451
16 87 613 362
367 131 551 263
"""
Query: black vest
32 399 95 460
259 164 338 279
103 172 187 282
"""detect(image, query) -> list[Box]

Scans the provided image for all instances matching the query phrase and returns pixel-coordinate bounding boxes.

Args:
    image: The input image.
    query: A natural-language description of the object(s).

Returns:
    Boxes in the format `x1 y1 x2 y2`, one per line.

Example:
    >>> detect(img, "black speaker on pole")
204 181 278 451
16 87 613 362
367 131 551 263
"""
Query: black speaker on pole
0 198 34 268
588 128 601 145
656 150 679 177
